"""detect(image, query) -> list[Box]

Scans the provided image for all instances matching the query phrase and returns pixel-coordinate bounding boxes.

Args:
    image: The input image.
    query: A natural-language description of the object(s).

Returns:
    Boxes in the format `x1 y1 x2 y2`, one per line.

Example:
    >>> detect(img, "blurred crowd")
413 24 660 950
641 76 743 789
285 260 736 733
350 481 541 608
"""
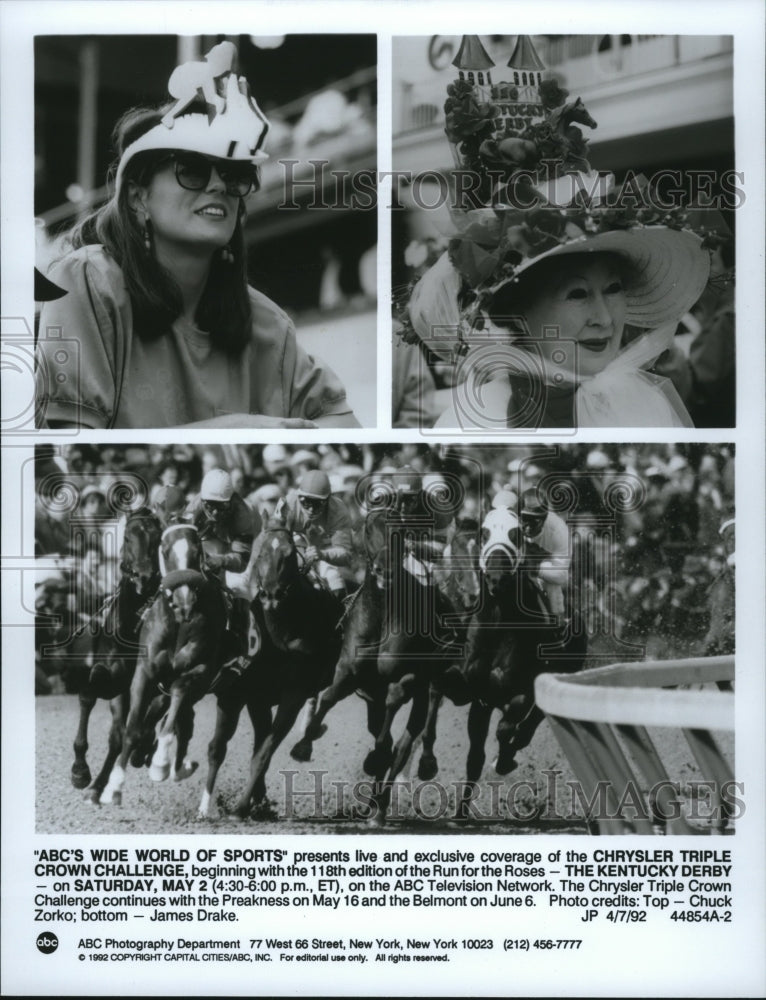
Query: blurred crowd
35 442 734 663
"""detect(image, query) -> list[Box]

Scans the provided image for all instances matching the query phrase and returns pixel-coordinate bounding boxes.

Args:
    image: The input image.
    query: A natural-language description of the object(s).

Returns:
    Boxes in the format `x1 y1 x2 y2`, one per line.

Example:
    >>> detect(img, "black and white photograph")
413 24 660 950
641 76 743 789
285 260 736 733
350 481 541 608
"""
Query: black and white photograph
34 33 377 428
2 0 765 997
33 441 735 833
392 34 736 430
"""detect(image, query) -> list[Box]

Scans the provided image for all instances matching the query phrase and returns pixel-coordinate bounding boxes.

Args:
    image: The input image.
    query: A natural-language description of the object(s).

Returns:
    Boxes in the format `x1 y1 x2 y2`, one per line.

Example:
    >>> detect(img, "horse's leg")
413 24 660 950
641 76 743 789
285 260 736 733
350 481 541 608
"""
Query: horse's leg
373 685 430 824
234 692 305 819
149 668 202 782
365 675 417 823
457 700 492 820
72 692 97 789
290 660 356 762
172 698 199 782
102 667 152 805
199 692 245 818
495 695 543 775
85 694 126 804
418 685 442 780
244 697 271 808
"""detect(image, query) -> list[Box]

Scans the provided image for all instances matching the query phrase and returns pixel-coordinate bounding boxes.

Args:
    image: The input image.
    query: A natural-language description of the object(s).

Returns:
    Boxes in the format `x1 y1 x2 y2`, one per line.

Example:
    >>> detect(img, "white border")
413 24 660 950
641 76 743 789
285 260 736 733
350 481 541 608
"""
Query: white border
2 2 765 997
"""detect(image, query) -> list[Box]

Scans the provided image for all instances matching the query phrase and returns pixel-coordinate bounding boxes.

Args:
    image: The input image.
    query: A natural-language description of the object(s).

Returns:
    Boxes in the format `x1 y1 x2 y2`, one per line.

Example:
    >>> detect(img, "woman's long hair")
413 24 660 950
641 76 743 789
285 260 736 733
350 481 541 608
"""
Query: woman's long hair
67 104 253 354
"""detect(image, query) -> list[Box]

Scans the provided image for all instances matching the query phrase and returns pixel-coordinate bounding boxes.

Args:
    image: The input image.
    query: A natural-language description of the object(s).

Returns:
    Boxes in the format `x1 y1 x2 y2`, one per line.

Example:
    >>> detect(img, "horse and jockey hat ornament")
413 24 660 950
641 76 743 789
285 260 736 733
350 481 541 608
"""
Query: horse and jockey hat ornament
115 41 270 195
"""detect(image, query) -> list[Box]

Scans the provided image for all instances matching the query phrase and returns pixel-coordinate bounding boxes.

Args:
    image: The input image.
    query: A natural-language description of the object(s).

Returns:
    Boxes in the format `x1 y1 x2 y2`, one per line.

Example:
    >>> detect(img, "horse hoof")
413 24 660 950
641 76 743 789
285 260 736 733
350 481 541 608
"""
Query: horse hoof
366 810 386 828
174 760 199 782
306 722 327 741
100 789 121 806
363 747 392 776
493 750 518 776
71 766 91 790
418 754 438 781
290 739 313 763
150 762 170 782
84 787 101 806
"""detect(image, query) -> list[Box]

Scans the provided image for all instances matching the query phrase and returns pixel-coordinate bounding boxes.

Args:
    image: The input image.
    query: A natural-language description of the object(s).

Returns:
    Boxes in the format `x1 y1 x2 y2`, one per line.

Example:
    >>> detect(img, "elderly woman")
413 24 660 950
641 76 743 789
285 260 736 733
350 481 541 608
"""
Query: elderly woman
36 42 358 429
409 211 712 429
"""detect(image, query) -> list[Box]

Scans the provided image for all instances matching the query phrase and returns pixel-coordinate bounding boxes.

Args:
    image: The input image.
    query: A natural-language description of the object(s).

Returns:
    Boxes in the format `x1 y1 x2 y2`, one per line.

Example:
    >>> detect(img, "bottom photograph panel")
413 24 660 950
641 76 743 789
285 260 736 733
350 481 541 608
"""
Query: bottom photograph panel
34 442 735 834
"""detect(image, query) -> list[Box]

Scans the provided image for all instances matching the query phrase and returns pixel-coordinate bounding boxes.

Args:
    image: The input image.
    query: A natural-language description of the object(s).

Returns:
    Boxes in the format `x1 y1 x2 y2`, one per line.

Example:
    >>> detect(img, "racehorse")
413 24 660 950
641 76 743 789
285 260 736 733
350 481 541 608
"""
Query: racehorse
65 508 163 802
199 521 343 819
102 522 226 804
290 508 461 823
429 506 587 819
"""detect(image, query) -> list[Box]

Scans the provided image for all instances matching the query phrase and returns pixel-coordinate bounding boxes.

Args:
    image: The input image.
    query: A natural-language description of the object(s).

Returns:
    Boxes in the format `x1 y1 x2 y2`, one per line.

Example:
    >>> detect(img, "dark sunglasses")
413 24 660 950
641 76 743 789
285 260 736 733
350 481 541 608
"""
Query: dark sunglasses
165 153 259 198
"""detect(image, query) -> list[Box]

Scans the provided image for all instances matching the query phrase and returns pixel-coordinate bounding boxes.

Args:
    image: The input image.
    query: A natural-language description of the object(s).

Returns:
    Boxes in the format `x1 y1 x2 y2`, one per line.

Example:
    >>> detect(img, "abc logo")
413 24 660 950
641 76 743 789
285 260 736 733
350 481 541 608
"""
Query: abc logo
36 931 59 955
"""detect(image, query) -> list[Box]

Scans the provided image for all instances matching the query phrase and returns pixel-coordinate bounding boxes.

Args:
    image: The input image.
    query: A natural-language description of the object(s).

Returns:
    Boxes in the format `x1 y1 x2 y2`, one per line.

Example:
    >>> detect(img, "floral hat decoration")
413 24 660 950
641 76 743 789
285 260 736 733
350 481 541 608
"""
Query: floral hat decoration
115 40 270 194
400 35 728 361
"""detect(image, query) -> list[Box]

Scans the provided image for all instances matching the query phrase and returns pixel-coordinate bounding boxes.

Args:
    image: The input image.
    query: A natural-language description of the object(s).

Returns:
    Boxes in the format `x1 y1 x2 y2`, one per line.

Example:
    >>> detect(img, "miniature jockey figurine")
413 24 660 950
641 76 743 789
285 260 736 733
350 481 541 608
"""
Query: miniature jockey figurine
186 467 262 679
519 488 571 625
275 469 352 598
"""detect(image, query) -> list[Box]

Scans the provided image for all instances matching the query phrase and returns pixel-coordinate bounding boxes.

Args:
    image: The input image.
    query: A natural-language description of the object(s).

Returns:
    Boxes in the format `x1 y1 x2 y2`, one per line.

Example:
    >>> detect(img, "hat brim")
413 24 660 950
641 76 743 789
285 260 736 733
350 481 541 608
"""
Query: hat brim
506 226 710 329
115 117 269 193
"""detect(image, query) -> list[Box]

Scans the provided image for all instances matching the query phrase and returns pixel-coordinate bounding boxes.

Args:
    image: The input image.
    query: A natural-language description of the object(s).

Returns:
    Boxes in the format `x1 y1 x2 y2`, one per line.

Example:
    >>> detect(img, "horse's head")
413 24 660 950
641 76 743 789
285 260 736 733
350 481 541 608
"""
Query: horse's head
448 526 481 609
479 507 522 597
160 523 204 622
253 525 300 611
120 510 162 596
363 508 400 590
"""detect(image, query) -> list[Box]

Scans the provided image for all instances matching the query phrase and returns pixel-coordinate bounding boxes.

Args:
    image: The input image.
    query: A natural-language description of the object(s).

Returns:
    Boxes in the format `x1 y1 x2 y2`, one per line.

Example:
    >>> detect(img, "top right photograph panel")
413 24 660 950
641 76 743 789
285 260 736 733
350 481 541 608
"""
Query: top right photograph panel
392 35 736 431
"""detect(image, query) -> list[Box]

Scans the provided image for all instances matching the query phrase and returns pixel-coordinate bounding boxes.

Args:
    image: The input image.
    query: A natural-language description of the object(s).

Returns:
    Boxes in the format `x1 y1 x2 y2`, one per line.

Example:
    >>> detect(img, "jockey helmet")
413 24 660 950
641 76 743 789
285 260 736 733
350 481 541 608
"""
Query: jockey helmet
298 470 331 500
520 488 548 536
201 468 234 503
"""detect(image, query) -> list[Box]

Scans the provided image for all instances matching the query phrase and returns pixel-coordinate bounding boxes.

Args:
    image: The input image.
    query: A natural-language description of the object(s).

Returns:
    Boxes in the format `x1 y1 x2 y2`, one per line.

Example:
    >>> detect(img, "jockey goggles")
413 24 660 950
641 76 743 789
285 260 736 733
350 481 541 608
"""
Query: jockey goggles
160 152 260 197
299 494 327 514
202 498 231 514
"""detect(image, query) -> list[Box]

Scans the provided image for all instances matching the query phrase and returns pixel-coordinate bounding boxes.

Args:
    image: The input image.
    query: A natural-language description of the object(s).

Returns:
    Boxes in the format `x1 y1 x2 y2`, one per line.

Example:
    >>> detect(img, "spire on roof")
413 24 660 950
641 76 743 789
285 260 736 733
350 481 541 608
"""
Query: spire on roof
506 35 546 71
452 35 495 71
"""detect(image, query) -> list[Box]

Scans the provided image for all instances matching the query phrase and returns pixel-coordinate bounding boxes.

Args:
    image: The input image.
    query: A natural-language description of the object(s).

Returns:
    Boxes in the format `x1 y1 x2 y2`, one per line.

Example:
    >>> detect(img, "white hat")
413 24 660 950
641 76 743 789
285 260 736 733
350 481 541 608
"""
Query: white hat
115 41 269 194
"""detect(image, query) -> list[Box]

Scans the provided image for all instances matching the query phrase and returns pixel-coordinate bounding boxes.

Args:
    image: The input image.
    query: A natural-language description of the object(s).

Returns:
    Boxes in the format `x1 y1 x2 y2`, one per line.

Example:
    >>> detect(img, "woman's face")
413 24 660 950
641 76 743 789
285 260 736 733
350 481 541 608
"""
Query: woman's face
514 255 628 378
134 159 239 256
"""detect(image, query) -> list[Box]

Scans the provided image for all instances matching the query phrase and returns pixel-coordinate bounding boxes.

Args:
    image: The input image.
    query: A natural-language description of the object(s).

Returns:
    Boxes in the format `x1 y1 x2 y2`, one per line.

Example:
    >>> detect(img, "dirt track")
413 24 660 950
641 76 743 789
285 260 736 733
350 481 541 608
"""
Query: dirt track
35 688 732 836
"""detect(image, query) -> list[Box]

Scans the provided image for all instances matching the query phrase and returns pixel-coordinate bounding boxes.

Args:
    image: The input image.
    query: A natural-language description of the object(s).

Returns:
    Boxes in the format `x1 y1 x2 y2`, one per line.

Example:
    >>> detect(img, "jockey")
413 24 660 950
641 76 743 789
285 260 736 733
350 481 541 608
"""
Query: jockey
519 488 571 624
394 467 455 581
274 469 352 597
186 468 262 680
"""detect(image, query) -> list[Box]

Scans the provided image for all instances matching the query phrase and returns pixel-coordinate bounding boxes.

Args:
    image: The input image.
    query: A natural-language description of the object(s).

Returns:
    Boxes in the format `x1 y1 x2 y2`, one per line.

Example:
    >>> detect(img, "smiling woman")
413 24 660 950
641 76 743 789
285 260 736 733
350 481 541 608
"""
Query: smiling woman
35 42 359 430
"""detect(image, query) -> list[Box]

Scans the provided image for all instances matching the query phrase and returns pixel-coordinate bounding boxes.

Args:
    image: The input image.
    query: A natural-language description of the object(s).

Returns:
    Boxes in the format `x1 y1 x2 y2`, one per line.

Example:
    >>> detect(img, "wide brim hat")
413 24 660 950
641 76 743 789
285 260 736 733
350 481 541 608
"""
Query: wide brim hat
115 41 269 194
496 224 710 330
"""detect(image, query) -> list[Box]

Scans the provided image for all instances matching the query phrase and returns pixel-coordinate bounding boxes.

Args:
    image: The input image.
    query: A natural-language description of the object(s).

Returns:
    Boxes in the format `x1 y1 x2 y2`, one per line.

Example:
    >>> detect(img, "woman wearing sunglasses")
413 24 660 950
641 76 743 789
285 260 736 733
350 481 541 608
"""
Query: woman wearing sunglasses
36 43 359 429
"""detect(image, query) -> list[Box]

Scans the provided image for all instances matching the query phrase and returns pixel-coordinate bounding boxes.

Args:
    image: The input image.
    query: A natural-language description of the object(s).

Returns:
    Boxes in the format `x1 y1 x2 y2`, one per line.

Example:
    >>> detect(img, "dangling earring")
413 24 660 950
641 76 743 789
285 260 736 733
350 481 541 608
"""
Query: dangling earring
220 245 235 264
142 217 153 254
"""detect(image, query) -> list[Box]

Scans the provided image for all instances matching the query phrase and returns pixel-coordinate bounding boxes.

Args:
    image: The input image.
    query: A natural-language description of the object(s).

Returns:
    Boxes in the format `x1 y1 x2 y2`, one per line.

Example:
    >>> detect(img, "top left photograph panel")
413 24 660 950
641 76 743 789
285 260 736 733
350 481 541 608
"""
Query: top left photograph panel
34 34 377 429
